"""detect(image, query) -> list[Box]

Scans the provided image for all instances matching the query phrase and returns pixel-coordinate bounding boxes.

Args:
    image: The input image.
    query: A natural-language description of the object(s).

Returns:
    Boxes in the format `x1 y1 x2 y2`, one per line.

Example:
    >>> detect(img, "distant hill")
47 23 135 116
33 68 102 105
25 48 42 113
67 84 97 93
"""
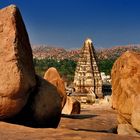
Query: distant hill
97 45 140 60
32 44 140 61
32 45 80 61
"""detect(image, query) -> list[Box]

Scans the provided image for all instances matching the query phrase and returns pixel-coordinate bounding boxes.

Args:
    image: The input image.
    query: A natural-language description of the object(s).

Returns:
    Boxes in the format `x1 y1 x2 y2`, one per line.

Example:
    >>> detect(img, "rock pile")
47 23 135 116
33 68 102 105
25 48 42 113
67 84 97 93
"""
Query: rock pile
111 51 140 136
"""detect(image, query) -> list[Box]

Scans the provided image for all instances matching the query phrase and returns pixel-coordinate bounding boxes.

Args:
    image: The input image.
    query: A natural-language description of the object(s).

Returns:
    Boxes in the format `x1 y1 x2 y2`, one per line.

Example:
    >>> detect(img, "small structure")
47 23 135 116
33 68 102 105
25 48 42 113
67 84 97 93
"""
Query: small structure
101 72 111 84
73 38 103 101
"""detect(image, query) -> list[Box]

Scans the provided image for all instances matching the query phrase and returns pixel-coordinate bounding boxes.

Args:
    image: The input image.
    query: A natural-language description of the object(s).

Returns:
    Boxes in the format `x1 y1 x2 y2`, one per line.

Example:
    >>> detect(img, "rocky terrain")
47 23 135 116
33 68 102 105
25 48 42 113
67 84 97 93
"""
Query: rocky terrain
0 4 140 140
1 104 140 140
32 44 140 61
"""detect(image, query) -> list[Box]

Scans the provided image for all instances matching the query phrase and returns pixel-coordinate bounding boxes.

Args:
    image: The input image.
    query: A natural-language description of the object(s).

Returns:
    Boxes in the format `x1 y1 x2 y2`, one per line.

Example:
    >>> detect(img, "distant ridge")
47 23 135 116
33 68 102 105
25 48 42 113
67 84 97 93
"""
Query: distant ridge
32 45 80 61
32 44 140 61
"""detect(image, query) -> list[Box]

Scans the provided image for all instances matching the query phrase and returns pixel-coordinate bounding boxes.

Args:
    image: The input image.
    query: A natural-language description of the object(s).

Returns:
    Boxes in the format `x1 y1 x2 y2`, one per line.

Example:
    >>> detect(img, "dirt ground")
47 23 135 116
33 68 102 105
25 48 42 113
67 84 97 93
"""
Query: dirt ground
0 104 139 140
59 104 118 133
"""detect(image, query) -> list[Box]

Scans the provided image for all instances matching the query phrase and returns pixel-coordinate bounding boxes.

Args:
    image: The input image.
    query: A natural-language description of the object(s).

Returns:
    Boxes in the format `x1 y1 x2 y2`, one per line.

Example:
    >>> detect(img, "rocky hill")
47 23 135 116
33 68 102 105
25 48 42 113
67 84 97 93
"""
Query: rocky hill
97 45 140 60
32 45 80 61
32 44 140 61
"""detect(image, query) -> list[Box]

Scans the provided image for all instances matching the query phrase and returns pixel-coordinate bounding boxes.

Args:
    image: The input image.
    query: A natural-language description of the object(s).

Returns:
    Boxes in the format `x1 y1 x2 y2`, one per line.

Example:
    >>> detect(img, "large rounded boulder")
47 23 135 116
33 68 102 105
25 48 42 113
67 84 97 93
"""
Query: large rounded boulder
44 67 67 108
111 51 140 133
8 75 62 128
0 5 36 119
31 76 62 128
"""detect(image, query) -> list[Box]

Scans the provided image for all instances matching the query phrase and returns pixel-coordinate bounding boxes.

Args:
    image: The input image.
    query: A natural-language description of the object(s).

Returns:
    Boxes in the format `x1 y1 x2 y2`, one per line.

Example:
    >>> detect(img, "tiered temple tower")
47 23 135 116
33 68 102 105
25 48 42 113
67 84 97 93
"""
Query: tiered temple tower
73 38 103 98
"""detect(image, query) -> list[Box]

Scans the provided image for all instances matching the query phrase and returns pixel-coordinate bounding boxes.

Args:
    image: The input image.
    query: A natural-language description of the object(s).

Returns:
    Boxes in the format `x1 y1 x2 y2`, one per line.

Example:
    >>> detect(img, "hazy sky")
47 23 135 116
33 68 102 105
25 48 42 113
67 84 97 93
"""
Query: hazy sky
1 0 140 48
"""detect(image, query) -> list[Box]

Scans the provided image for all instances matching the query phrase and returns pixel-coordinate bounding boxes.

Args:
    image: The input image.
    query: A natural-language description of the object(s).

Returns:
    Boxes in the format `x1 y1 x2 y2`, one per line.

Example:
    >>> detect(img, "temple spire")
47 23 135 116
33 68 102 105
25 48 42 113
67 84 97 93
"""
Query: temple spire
85 38 92 44
73 38 103 99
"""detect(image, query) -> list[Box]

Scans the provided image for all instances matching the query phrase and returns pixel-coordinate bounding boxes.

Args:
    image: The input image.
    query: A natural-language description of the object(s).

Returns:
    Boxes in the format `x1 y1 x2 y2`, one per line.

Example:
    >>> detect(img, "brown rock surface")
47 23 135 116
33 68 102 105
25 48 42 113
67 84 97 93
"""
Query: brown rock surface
111 51 140 133
44 67 67 108
0 5 36 119
131 95 140 132
117 124 140 137
0 104 139 140
31 76 62 127
9 76 62 128
62 96 80 115
60 104 117 133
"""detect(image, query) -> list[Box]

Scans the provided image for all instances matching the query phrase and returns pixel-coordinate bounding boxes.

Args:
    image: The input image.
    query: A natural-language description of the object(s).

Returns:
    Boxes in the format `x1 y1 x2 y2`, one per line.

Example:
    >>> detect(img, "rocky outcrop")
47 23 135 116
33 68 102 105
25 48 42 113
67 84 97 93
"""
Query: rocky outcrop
111 51 140 135
44 67 67 108
0 5 36 119
73 38 103 99
0 5 62 128
62 96 80 115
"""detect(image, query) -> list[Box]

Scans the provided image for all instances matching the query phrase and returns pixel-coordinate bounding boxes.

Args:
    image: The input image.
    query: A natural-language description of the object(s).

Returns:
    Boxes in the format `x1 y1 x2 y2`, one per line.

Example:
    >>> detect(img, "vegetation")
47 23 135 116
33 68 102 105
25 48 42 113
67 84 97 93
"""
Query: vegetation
98 59 116 75
33 58 77 84
33 58 116 83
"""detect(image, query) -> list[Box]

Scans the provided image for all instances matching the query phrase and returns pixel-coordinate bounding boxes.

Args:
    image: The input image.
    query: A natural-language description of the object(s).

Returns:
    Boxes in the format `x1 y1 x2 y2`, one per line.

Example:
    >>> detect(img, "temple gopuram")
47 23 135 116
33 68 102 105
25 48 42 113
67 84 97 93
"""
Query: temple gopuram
73 38 103 101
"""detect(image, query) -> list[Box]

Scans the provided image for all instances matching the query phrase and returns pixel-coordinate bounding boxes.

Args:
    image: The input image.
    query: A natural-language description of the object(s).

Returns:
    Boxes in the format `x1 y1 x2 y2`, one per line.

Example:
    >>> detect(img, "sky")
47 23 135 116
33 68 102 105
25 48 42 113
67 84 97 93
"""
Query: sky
1 0 140 49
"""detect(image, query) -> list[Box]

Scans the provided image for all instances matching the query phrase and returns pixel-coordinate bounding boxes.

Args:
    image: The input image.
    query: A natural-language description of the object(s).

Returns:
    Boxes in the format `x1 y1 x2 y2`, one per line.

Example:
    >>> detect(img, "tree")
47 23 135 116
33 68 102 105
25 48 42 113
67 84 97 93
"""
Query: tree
98 59 116 75
33 58 77 83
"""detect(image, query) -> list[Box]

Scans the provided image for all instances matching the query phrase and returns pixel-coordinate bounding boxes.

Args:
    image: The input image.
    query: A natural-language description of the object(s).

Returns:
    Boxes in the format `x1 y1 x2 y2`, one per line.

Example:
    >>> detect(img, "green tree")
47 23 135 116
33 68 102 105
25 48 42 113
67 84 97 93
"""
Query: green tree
33 58 76 83
98 59 116 75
